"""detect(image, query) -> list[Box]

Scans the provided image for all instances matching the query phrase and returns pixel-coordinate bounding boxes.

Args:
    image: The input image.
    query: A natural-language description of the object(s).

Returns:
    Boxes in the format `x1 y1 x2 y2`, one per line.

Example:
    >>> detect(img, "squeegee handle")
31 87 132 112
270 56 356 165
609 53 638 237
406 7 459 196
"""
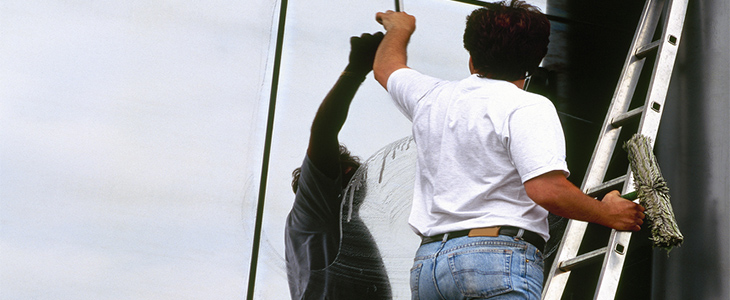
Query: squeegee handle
622 191 638 200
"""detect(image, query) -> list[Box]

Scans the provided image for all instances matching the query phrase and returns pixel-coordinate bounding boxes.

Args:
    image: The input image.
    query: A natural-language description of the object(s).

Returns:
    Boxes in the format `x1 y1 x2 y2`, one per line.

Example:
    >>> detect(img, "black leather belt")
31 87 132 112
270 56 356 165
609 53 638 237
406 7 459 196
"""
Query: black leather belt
420 226 545 250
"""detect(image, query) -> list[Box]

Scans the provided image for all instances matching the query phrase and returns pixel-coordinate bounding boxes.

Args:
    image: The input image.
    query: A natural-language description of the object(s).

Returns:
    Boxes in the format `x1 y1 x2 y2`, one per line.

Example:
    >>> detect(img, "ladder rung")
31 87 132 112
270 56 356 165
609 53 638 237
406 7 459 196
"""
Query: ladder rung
559 247 608 272
635 40 661 58
585 175 628 197
611 107 644 128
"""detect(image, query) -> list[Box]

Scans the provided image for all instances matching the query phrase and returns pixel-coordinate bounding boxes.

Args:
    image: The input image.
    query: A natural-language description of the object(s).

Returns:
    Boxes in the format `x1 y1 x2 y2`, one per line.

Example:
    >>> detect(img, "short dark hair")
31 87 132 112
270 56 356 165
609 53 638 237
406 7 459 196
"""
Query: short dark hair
463 0 550 81
291 144 361 193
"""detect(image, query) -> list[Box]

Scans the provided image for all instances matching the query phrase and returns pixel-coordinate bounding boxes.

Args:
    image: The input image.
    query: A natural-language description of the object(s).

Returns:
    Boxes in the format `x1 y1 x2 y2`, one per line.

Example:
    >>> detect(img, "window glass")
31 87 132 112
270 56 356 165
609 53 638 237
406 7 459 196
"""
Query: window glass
0 1 274 298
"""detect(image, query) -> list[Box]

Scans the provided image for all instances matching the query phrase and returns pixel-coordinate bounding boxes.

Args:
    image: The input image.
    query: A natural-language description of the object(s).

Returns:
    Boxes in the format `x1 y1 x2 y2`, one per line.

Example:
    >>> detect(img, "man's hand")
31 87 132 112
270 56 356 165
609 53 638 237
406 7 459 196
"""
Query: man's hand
346 32 385 74
599 190 646 231
376 10 416 33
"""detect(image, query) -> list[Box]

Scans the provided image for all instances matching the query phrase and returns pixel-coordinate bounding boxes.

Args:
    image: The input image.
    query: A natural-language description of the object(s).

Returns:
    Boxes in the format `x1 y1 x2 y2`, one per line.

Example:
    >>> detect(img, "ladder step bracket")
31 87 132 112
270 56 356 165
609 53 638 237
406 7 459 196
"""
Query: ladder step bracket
635 40 661 58
611 107 644 128
585 175 629 197
559 247 608 272
636 34 680 59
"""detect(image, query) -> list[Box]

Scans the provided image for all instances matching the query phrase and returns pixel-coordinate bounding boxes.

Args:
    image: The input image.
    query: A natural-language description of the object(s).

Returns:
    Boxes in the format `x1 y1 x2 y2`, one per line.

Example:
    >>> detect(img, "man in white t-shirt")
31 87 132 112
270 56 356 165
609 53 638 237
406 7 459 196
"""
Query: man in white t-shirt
373 1 646 298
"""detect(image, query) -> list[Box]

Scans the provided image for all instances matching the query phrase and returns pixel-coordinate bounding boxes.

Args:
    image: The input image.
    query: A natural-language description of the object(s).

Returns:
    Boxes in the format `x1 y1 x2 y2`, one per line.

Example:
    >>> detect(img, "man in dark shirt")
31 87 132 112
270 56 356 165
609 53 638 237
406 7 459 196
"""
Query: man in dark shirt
285 32 387 300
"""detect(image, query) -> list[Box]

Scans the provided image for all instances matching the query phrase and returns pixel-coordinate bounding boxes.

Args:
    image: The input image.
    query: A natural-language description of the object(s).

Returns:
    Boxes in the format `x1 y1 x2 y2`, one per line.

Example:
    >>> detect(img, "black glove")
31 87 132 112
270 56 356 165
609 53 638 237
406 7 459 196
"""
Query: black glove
345 32 385 74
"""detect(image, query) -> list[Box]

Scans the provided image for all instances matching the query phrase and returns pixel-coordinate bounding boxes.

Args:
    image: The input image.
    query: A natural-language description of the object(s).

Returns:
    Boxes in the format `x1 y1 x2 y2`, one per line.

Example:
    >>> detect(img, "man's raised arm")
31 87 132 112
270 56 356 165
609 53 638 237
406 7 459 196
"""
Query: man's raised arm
373 11 416 89
307 33 382 179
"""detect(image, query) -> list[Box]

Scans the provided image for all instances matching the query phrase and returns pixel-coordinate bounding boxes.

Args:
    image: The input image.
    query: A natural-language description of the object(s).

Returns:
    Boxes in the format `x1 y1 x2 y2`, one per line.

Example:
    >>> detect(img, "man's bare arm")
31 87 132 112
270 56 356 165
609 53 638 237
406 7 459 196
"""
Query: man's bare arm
373 11 416 89
524 170 645 231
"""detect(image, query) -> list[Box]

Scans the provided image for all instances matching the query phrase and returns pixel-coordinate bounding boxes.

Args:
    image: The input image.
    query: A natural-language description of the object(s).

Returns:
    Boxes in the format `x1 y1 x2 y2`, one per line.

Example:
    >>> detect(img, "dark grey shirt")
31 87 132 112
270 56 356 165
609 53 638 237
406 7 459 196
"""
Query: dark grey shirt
285 156 342 299
285 156 392 300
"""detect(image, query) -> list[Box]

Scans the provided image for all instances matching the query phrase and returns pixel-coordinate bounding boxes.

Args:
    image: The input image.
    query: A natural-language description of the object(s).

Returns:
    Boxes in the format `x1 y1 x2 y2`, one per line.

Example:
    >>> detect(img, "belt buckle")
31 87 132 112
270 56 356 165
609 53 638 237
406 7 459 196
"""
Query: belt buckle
468 226 500 237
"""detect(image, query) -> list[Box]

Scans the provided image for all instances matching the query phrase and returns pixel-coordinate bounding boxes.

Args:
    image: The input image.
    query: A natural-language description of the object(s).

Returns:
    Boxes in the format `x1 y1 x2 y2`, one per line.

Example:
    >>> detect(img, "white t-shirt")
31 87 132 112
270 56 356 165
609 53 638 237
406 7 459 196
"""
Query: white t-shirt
387 68 569 241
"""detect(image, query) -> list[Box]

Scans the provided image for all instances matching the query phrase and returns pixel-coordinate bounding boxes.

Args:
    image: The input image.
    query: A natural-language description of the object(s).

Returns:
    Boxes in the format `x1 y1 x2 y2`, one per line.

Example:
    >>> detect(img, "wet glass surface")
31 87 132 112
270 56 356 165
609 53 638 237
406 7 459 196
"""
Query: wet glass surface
340 136 420 299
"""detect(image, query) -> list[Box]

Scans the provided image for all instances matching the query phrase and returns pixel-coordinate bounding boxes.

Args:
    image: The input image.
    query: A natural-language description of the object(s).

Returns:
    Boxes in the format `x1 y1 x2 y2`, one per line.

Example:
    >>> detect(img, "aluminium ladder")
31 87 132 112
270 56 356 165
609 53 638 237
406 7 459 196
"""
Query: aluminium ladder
541 0 688 299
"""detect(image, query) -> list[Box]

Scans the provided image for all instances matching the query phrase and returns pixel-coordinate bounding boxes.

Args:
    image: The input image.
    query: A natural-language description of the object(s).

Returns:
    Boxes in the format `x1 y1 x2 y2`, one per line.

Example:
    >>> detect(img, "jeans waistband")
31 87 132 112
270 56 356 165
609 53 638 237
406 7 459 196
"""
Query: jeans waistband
420 226 545 251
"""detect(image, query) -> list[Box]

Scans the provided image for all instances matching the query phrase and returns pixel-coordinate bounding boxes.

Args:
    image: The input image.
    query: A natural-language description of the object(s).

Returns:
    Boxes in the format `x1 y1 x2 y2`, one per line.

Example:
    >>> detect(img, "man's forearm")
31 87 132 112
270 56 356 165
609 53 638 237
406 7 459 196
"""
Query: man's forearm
528 176 603 223
310 70 365 139
524 170 644 231
373 28 410 88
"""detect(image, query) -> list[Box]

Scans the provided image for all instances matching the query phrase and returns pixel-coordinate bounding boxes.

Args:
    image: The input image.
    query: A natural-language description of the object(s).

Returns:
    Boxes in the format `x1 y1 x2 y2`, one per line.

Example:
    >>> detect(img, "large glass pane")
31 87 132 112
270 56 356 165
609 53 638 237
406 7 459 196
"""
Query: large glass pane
2 1 551 299
0 1 276 298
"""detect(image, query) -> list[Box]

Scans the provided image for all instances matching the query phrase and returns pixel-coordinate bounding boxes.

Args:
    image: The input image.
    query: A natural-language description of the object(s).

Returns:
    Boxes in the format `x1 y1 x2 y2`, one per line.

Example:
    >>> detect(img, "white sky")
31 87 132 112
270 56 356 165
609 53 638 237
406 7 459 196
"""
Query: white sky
0 1 545 299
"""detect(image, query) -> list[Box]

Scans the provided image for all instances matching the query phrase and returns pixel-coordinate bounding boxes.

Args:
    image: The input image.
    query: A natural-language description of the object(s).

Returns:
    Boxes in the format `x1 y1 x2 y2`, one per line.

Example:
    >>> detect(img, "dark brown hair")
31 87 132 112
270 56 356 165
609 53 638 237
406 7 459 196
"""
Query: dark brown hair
463 0 550 81
291 145 361 193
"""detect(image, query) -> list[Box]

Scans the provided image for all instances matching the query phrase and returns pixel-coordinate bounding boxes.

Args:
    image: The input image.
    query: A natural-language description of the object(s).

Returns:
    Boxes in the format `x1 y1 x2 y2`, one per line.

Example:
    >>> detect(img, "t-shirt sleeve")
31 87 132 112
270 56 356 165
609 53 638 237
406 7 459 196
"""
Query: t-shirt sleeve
287 155 343 230
387 68 446 121
507 100 571 183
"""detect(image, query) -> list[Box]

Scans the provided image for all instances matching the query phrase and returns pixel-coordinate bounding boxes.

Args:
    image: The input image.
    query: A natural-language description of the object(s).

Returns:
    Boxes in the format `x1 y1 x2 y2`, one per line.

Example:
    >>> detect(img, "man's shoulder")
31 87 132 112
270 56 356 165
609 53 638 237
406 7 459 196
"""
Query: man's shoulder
294 155 342 205
389 68 450 85
465 80 553 108
503 86 555 109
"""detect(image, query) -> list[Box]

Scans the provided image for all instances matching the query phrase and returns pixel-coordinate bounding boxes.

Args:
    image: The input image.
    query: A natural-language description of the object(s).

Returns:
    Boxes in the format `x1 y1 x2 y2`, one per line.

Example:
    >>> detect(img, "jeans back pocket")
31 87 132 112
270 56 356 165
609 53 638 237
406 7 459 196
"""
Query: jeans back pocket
447 249 514 298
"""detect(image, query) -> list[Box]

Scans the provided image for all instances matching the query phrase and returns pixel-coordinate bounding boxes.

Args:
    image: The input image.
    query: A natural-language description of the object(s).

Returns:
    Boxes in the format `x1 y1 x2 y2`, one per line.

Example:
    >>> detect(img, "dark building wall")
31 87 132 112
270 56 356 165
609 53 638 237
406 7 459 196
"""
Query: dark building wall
536 0 728 299
540 0 645 186
654 0 730 299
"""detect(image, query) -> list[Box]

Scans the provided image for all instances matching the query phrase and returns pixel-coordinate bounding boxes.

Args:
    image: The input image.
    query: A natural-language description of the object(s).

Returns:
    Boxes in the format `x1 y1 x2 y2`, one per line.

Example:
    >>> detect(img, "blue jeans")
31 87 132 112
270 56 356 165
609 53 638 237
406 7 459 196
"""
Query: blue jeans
410 235 544 300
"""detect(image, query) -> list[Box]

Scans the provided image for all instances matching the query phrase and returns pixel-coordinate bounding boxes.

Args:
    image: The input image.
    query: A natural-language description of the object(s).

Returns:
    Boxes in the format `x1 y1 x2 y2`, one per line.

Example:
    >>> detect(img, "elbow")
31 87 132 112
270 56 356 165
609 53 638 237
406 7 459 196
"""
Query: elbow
310 120 341 138
524 177 550 206
523 170 570 210
526 186 564 216
373 59 408 89
525 187 554 209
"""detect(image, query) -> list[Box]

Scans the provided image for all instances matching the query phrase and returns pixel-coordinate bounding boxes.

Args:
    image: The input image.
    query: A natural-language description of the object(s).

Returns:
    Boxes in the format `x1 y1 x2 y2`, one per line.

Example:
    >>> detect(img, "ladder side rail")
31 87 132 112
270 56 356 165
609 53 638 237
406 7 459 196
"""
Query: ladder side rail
592 160 644 299
593 1 689 299
541 1 666 298
633 0 688 143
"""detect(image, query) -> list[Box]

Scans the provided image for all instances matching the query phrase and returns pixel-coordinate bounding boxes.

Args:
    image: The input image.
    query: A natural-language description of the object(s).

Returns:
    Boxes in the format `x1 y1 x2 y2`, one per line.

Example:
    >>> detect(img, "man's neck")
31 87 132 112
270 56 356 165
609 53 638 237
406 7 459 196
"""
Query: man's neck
475 72 526 89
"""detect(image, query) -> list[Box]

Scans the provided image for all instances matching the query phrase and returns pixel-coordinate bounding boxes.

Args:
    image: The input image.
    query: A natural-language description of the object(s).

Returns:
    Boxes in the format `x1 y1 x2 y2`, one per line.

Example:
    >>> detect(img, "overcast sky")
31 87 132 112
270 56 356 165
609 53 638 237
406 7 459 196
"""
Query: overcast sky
1 1 544 299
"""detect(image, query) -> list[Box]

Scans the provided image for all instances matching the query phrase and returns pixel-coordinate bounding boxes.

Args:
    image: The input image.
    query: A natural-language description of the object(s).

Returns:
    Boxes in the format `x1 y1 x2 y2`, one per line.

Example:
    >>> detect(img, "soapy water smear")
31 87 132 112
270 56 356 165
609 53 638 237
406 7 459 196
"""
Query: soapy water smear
335 136 419 299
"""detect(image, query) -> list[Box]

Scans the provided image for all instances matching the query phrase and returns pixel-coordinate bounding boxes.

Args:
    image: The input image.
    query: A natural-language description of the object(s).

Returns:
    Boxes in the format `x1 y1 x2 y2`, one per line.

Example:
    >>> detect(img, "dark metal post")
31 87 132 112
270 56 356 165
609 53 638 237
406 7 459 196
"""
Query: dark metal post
246 0 288 299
